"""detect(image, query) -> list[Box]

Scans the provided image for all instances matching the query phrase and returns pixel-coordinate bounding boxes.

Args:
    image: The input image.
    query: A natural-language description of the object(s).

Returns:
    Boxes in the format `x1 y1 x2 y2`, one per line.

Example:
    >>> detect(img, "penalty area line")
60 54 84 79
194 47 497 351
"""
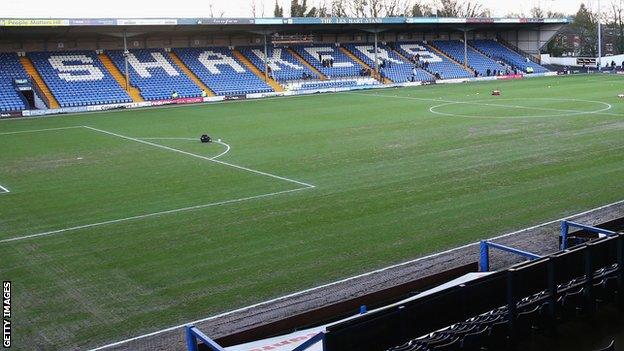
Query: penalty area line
84 126 315 189
0 186 311 244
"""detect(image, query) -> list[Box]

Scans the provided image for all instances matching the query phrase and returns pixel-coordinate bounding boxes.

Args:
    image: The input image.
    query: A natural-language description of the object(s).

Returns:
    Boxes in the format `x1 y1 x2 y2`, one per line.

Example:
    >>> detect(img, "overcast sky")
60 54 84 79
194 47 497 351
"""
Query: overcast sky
2 0 602 18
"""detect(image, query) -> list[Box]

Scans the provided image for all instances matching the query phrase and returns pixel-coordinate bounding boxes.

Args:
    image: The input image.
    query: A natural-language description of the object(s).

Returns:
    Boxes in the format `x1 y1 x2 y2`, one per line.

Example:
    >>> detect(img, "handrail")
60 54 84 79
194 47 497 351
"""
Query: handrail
479 240 542 272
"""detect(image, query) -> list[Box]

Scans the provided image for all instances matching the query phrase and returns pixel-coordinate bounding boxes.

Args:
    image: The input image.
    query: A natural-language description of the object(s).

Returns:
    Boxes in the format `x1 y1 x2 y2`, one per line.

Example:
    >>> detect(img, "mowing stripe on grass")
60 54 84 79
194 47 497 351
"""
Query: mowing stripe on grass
84 126 315 188
86 197 624 351
0 187 311 244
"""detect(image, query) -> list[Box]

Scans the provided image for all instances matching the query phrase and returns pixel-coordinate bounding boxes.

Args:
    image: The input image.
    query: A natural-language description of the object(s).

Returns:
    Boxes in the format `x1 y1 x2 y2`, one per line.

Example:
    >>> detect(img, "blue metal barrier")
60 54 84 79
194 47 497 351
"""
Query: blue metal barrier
479 240 542 272
560 220 616 250
186 326 227 351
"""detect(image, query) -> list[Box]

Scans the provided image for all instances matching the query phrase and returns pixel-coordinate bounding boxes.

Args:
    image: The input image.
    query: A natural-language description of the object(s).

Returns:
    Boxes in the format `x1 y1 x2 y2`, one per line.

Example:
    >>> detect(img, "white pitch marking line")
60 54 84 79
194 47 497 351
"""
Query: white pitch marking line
139 137 198 141
137 137 232 160
348 92 620 117
211 140 231 160
84 126 315 188
0 184 10 194
0 187 310 244
86 197 624 351
0 126 83 136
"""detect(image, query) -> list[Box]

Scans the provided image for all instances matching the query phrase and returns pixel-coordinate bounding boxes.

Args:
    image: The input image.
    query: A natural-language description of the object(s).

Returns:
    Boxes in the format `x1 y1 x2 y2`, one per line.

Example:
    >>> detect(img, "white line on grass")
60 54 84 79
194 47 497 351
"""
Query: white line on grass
87 197 624 351
0 187 310 244
0 126 83 136
137 138 231 160
347 92 620 117
84 126 315 188
0 184 10 194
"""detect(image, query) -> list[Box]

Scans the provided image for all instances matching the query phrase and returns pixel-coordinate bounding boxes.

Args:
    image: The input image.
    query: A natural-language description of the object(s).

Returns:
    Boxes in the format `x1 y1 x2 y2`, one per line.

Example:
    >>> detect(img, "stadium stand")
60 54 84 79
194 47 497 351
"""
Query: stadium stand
470 39 549 73
173 47 273 96
291 44 362 78
238 46 315 81
0 39 551 111
432 40 507 76
343 43 433 83
106 49 200 100
0 53 29 112
395 42 473 80
28 51 132 107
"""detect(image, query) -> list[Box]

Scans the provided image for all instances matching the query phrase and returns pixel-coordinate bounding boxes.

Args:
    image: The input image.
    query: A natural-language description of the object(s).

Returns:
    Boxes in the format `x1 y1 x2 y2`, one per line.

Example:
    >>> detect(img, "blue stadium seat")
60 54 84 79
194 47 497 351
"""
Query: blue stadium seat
238 47 315 81
291 44 361 78
343 43 434 83
0 53 28 112
107 49 200 100
172 47 272 96
470 40 549 74
28 51 131 108
395 42 472 80
432 40 506 76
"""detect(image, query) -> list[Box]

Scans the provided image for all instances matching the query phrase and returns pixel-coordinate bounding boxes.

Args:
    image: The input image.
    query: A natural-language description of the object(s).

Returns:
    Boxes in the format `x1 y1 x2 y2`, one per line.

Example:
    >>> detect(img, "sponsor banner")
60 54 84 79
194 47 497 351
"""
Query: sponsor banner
1 112 22 118
69 19 116 26
116 19 178 26
246 92 284 99
497 74 524 80
437 78 470 84
466 18 494 24
197 18 255 25
224 95 247 101
150 97 203 106
204 96 226 103
0 18 69 26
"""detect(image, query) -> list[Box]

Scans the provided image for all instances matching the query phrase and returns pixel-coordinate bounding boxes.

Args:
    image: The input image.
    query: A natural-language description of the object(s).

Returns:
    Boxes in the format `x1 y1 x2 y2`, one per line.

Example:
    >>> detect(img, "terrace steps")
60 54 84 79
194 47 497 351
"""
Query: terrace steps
98 54 145 102
288 48 327 80
339 47 392 84
167 52 215 97
231 49 285 92
428 43 476 76
20 56 60 109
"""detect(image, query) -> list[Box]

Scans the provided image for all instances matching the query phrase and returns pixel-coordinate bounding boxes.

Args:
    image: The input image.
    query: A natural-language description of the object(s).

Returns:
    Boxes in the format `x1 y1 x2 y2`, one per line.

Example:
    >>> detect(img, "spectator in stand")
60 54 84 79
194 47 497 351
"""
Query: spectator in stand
171 91 179 99
486 69 491 76
201 90 208 98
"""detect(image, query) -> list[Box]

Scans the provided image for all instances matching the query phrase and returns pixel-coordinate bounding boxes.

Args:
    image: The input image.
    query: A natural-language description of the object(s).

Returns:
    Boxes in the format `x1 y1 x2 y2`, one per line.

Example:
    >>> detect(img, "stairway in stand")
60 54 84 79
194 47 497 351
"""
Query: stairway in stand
167 52 215 97
428 43 476 76
98 53 144 102
339 47 392 84
232 49 285 92
19 56 60 109
288 48 326 80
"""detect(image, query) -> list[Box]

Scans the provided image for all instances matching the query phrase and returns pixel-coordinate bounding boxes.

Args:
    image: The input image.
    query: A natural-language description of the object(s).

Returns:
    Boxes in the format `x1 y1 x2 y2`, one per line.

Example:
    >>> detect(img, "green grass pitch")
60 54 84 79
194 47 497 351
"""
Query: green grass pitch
1 74 624 350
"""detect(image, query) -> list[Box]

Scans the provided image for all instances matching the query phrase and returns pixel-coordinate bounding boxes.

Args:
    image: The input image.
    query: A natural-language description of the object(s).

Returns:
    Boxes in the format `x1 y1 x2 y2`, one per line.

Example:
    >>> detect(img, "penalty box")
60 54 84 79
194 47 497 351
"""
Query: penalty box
0 126 311 242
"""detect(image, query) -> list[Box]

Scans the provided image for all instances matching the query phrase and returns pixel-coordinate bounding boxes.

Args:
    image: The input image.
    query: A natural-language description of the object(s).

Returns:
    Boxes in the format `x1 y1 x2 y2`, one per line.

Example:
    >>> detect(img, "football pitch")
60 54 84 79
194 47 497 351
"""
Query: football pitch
1 74 624 350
